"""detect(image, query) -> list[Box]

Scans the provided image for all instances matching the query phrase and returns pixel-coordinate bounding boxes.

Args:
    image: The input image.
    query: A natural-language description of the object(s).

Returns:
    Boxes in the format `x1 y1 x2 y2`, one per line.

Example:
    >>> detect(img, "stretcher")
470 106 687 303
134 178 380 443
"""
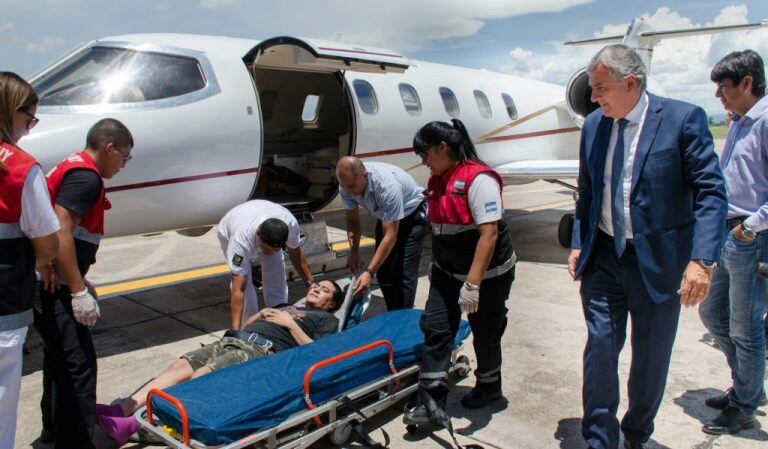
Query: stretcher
133 280 472 448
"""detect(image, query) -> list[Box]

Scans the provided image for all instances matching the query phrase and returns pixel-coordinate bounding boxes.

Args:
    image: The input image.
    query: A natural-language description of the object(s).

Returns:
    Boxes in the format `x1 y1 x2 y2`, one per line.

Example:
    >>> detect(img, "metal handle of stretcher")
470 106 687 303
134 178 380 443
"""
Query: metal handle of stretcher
146 388 191 445
303 339 400 427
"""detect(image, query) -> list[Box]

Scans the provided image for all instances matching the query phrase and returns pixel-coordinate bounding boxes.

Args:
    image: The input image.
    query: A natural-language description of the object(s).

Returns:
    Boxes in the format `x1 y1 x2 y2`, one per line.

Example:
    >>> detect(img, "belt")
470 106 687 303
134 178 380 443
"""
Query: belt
223 330 274 350
433 251 517 282
597 229 634 247
726 215 748 230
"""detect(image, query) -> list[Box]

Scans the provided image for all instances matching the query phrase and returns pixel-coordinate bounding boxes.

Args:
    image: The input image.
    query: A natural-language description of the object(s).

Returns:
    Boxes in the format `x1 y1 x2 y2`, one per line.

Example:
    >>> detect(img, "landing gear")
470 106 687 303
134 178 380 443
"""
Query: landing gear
545 179 577 248
558 213 574 248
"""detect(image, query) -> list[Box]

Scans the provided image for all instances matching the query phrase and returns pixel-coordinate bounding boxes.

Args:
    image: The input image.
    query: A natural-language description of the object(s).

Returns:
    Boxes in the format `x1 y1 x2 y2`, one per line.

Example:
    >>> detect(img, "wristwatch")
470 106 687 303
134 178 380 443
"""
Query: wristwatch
364 267 376 277
740 222 757 240
463 281 480 291
695 259 717 270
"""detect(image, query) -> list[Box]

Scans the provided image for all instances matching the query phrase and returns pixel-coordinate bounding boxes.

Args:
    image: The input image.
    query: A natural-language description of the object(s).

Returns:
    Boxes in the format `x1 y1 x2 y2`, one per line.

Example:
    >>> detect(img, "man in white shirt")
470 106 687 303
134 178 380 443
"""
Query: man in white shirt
217 200 314 329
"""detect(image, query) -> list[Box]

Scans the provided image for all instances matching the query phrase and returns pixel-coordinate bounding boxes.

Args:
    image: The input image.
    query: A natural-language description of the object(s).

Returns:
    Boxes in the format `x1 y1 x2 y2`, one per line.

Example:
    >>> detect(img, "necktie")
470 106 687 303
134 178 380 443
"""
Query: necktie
611 118 629 257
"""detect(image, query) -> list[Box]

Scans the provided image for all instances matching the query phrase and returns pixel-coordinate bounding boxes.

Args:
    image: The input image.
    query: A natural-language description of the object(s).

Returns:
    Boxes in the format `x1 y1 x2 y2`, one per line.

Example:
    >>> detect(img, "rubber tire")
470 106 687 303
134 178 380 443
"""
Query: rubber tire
558 213 574 248
327 423 352 445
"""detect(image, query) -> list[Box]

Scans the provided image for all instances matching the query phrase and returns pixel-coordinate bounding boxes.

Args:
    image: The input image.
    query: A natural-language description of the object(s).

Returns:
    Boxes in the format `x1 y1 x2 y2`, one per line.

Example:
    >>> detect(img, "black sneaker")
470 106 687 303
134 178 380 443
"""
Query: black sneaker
705 387 768 410
702 405 757 435
460 387 503 409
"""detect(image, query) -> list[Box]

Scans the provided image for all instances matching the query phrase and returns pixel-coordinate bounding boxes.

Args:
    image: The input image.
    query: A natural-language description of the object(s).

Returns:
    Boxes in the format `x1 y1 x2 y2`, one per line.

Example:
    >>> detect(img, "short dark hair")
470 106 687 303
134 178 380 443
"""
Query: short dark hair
258 218 289 248
86 118 134 150
711 49 766 98
329 280 344 312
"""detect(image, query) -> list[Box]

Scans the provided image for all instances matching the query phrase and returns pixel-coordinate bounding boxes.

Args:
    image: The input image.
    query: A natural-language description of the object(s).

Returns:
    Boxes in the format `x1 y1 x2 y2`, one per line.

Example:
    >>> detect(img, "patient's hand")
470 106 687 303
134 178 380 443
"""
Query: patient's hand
263 309 296 329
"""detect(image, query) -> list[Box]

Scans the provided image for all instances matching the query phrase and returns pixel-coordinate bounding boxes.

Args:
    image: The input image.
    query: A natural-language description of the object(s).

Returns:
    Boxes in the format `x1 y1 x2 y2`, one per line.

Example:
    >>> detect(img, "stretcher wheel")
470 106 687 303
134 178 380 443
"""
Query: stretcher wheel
327 423 352 445
406 424 418 435
454 355 471 378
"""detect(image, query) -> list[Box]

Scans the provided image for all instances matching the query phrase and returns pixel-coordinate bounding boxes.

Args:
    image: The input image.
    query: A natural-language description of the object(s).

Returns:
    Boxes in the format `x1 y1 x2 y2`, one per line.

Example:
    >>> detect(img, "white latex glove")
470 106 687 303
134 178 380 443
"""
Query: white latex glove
458 285 480 314
71 288 100 327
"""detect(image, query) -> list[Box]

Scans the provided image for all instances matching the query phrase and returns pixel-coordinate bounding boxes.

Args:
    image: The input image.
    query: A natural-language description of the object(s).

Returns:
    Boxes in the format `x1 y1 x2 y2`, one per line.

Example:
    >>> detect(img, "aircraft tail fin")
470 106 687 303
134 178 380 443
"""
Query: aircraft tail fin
564 18 767 72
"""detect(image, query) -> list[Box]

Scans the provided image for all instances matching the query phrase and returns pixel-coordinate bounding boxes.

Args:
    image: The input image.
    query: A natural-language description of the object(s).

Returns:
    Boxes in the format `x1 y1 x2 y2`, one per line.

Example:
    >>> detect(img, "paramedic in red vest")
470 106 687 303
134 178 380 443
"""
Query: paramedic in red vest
33 118 133 449
0 72 59 449
405 119 516 426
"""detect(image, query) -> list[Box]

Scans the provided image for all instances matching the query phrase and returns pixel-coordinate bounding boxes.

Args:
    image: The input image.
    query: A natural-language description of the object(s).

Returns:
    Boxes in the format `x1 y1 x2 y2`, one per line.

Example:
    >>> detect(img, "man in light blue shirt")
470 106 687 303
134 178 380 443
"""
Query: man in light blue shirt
337 157 426 310
699 49 768 435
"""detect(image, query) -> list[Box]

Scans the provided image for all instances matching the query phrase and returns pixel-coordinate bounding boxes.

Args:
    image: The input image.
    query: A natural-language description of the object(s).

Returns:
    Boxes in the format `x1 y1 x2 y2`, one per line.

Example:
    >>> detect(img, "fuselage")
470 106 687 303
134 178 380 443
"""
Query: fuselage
20 33 579 237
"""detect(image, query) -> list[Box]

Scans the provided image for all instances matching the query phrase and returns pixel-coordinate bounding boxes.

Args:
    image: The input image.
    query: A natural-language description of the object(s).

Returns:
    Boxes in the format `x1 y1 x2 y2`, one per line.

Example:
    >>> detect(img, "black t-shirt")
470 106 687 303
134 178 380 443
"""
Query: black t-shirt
242 305 339 352
55 169 101 276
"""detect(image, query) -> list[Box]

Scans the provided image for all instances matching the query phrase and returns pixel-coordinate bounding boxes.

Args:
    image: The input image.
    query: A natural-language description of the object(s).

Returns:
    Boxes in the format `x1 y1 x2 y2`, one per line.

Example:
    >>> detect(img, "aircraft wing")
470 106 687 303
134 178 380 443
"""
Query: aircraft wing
493 160 579 182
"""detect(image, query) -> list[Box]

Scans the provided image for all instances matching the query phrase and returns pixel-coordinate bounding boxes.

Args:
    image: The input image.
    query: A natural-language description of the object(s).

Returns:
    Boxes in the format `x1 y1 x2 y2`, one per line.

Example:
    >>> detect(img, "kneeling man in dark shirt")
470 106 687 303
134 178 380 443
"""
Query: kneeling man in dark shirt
97 279 343 443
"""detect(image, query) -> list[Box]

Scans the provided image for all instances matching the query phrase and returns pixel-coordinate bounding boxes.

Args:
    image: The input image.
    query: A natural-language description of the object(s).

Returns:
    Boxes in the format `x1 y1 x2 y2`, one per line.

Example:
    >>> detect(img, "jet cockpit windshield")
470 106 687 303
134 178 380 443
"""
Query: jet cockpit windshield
33 45 207 106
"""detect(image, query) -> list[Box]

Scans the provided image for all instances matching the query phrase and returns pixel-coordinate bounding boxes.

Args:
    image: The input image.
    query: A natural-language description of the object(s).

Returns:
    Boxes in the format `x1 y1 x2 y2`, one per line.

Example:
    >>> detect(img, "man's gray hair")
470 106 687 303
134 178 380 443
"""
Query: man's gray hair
587 44 647 90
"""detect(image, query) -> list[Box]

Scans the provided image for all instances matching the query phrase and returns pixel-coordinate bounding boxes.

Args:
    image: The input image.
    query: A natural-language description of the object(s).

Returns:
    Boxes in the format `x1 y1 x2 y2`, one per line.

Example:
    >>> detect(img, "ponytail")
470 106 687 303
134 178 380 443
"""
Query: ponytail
412 119 485 165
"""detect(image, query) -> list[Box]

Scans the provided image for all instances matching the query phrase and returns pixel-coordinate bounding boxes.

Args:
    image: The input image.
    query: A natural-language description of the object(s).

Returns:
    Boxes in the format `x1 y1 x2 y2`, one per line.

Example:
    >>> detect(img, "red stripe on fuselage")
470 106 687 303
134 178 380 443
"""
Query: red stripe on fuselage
105 167 259 193
356 126 580 158
104 127 579 192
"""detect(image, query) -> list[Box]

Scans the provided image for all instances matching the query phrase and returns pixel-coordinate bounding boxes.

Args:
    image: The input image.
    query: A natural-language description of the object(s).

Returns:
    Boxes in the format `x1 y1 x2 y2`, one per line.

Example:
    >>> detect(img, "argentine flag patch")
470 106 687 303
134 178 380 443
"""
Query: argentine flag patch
485 201 498 213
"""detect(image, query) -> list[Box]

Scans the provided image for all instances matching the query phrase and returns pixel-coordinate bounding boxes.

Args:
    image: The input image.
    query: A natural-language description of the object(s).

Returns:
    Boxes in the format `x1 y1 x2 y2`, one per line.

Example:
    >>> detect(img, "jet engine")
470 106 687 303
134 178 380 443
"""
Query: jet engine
565 68 599 128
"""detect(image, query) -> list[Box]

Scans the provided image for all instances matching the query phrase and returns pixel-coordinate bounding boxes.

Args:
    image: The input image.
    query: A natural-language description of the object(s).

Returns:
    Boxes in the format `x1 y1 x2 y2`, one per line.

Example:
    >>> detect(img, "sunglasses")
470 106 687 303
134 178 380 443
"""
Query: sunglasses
18 109 39 130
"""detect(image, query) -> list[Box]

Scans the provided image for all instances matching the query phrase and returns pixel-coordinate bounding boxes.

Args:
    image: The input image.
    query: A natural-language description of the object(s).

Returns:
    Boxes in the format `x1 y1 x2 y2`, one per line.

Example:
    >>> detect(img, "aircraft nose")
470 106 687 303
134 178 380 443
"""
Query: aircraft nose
19 112 97 170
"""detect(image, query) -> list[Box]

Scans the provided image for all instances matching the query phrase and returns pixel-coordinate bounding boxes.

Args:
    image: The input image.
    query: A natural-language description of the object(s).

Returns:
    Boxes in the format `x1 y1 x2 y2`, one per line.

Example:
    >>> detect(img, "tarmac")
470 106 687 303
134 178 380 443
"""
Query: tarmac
15 175 768 449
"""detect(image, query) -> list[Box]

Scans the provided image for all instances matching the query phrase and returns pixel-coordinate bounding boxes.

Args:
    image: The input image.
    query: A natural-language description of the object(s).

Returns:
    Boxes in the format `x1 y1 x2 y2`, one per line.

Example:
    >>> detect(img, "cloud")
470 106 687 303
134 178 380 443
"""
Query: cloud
198 0 243 9
276 0 594 51
498 5 768 117
25 37 65 54
0 21 13 32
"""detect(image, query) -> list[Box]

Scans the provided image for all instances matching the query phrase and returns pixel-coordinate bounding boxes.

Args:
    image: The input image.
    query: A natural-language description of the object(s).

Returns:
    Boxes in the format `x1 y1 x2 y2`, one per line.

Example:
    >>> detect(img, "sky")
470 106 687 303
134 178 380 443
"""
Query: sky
2 0 768 118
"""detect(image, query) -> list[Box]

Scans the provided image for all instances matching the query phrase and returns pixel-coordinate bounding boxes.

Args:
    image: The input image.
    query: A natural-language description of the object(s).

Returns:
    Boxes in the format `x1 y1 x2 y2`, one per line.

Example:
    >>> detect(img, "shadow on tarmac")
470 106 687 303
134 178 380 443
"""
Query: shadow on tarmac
674 389 768 442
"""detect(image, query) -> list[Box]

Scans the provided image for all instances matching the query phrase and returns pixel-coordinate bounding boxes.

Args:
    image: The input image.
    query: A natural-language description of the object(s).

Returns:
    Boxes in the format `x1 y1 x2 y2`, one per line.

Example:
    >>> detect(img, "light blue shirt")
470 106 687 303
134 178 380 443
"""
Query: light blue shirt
340 162 424 223
721 95 768 232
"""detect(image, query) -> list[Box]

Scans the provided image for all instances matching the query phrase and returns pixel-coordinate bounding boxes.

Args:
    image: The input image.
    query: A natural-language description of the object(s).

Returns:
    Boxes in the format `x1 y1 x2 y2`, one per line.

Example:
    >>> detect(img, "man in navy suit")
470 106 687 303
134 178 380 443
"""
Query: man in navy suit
567 45 727 449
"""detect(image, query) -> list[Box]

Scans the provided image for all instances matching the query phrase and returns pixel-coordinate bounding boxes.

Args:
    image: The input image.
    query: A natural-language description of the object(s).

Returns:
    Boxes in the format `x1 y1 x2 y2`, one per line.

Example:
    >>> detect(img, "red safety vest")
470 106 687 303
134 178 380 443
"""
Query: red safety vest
46 151 111 246
0 142 39 326
426 160 513 275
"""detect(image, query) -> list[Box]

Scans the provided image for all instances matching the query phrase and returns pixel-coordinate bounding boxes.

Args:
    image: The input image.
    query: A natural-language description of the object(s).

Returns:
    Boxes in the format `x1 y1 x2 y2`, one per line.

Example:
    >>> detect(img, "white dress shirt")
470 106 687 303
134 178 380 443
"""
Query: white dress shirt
598 92 649 238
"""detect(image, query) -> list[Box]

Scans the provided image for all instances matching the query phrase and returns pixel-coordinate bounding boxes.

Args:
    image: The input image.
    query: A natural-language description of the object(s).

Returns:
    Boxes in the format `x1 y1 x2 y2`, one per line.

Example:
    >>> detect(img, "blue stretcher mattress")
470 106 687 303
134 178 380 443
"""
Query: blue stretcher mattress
151 309 471 446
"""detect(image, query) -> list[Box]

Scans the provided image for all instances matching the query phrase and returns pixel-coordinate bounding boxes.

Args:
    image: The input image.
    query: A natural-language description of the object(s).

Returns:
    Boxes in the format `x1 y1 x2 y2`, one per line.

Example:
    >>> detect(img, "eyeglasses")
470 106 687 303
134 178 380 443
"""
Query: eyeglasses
112 144 133 166
18 109 39 130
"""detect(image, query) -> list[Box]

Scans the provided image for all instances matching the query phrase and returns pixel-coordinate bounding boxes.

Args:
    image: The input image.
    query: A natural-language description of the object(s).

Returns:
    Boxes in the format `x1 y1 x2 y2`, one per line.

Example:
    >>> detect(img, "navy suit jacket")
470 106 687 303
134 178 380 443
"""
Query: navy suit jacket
572 93 727 303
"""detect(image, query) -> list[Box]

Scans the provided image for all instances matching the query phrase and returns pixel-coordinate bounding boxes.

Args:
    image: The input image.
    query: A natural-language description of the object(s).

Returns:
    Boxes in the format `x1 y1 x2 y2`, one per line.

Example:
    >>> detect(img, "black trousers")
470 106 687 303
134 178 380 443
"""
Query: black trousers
580 232 681 449
374 201 427 310
418 265 514 404
32 285 97 449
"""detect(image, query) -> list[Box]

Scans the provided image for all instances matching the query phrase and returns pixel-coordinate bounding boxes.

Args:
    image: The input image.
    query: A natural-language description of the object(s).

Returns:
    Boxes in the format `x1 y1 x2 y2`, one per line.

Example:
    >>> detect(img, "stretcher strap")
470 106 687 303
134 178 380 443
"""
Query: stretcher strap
339 395 390 448
418 389 484 449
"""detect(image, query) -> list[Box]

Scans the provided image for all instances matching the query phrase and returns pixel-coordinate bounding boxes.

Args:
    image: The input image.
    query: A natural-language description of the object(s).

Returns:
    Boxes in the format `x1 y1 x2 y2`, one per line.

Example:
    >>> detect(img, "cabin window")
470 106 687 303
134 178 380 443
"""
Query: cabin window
502 93 518 120
34 46 206 106
301 94 321 123
439 87 459 117
353 79 378 114
398 83 421 116
473 90 492 118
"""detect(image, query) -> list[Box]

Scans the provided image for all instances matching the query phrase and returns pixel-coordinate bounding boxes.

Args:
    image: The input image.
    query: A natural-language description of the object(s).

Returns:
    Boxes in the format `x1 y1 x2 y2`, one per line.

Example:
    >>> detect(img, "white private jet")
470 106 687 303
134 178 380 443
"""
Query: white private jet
21 18 766 246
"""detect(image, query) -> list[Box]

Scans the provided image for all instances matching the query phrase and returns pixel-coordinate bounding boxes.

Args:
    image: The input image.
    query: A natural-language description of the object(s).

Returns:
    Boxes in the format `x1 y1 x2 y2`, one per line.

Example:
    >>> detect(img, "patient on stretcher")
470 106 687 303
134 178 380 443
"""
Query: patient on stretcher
96 280 344 444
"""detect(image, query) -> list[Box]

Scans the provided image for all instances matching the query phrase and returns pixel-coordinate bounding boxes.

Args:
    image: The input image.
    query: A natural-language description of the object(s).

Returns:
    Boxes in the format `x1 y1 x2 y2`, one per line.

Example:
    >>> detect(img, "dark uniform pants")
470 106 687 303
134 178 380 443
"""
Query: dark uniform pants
418 264 514 405
374 201 427 311
33 285 97 449
580 232 681 449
